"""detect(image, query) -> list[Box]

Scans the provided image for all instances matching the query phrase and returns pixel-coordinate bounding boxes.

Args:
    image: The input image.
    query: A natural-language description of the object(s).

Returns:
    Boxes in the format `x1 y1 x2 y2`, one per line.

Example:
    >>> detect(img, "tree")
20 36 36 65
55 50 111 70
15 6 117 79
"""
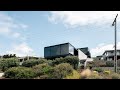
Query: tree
0 58 19 71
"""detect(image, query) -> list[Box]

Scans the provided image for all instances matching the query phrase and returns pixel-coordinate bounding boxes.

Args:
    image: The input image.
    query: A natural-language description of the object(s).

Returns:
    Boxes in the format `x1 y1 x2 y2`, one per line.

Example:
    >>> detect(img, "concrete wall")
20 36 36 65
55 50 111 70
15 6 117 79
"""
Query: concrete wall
84 58 93 67
78 49 87 60
78 49 93 67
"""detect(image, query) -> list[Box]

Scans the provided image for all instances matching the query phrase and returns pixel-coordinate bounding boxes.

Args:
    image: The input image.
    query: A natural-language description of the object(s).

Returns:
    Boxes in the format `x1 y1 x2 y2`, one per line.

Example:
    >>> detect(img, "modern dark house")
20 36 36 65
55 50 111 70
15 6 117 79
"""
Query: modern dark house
44 42 93 67
44 43 78 59
102 50 120 61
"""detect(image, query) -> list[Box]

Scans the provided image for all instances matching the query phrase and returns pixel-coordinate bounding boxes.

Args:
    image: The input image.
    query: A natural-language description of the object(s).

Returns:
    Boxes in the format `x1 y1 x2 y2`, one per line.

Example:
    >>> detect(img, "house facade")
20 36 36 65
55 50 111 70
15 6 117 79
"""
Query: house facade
102 50 120 61
44 43 78 59
44 42 93 67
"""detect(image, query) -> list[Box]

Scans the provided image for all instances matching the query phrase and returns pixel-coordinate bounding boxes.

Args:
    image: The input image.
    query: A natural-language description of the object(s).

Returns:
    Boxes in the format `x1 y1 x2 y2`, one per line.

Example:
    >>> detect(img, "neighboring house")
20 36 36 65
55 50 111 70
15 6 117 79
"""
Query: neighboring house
18 56 40 65
96 55 103 60
102 50 120 61
44 42 93 67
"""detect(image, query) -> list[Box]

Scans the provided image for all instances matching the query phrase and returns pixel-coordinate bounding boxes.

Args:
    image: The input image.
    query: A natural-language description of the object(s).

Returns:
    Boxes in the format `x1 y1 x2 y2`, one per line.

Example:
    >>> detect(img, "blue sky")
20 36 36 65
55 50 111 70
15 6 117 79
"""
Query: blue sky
0 11 120 57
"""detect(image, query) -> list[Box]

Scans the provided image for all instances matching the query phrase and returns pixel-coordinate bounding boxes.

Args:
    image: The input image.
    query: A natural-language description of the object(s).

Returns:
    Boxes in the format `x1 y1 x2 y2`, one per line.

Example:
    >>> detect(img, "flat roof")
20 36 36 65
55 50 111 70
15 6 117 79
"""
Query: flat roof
103 49 120 55
44 42 77 50
44 42 69 48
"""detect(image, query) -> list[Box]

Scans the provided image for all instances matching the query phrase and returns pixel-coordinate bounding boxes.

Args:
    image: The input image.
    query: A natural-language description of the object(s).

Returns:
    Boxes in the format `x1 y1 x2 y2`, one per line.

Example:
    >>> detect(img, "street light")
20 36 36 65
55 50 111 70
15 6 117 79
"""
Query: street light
112 14 118 73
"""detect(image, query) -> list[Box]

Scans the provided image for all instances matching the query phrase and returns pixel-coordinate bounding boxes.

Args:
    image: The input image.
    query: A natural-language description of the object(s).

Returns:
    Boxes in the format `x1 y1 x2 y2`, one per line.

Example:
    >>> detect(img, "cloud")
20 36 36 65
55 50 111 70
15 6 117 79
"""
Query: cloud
0 12 28 38
90 42 120 57
6 42 35 57
12 32 21 38
19 23 28 29
48 11 120 28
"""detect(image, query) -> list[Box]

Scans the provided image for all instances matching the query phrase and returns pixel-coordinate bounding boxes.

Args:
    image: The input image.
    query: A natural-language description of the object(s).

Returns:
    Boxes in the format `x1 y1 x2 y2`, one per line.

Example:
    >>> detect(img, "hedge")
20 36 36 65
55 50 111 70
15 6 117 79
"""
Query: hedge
51 63 73 79
22 59 48 67
0 58 19 71
4 67 36 79
52 56 79 69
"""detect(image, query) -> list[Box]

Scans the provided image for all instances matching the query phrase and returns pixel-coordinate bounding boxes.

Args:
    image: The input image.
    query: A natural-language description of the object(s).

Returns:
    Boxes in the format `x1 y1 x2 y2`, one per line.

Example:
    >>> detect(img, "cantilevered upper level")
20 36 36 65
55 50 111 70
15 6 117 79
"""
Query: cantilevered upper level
44 42 78 59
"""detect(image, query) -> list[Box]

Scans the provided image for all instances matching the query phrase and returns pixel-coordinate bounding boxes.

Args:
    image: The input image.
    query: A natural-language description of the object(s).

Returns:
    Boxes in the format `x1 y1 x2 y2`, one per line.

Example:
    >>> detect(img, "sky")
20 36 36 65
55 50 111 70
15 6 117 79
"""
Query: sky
1 11 120 57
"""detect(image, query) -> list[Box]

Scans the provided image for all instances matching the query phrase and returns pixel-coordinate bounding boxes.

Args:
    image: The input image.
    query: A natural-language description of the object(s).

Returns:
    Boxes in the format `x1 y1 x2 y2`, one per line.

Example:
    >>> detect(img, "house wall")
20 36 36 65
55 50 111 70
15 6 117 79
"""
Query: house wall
78 49 87 60
78 49 93 67
84 58 93 67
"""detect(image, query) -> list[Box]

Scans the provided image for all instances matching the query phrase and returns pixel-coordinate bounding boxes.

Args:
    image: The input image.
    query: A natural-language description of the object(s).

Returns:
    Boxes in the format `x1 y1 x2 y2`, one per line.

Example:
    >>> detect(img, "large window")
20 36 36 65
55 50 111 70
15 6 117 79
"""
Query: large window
61 44 69 55
69 44 74 55
44 47 51 57
44 43 71 58
51 45 60 56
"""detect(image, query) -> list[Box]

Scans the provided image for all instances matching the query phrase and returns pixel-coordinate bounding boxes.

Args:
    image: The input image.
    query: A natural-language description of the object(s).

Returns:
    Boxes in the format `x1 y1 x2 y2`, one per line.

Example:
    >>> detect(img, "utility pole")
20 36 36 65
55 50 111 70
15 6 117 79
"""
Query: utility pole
112 14 118 73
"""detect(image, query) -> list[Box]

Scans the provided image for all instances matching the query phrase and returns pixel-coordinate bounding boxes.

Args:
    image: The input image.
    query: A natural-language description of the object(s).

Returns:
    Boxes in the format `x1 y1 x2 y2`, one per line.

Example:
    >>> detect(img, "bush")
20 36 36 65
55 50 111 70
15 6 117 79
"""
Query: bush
52 56 79 70
52 63 73 79
106 61 114 67
93 71 99 74
79 65 85 69
93 67 103 73
111 73 120 79
47 60 53 66
87 60 106 67
37 75 50 79
87 74 103 79
64 56 79 69
32 63 53 77
4 67 36 79
0 58 19 71
103 70 110 75
22 59 47 67
52 57 64 65
65 70 80 79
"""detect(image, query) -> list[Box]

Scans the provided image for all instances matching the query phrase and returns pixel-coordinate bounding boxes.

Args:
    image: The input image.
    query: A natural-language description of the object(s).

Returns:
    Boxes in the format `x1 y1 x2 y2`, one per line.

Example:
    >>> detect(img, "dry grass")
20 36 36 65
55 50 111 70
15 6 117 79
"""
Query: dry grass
80 69 92 79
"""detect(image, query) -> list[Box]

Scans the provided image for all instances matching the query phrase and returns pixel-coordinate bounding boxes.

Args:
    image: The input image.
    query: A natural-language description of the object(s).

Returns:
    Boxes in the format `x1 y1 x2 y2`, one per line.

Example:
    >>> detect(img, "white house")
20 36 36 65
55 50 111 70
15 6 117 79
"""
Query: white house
77 49 93 67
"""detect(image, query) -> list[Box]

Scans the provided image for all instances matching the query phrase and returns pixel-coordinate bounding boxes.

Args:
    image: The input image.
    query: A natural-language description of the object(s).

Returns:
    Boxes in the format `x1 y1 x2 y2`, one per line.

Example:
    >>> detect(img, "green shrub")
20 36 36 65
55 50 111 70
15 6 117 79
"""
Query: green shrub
47 60 53 66
91 60 106 67
38 59 48 64
93 67 103 73
64 56 79 69
32 63 53 77
0 58 19 71
22 59 47 67
86 62 93 68
52 57 64 66
111 73 120 79
52 63 73 79
106 61 114 67
4 67 36 79
52 56 79 70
